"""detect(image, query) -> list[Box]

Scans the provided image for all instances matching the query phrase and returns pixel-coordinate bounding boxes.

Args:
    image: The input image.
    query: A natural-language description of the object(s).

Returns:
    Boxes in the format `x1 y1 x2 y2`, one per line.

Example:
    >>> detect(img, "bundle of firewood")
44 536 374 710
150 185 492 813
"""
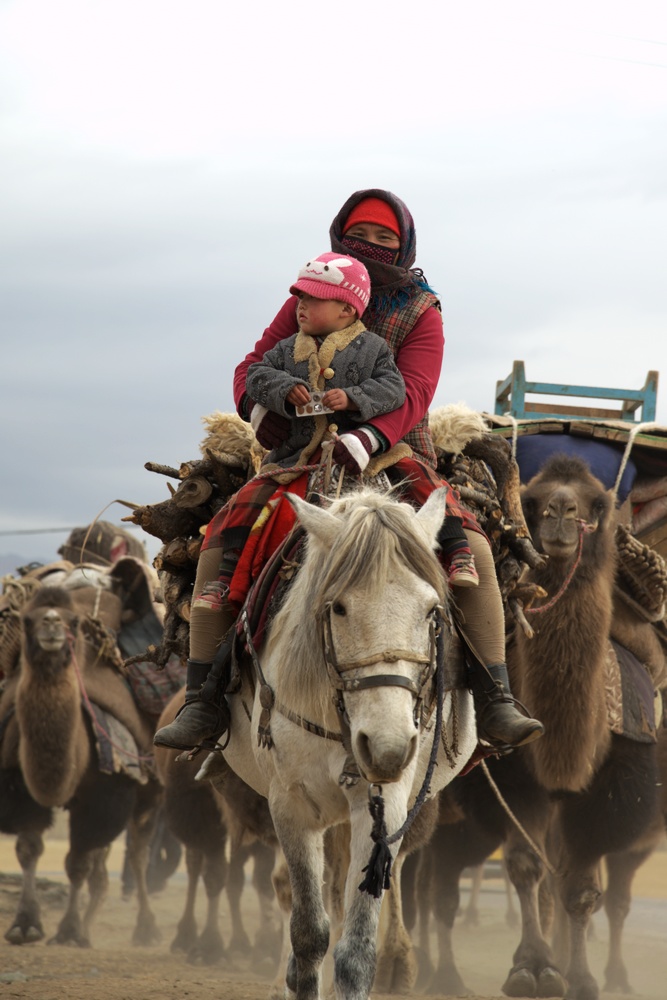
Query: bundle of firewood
429 405 547 637
615 522 667 622
120 413 260 667
123 407 548 667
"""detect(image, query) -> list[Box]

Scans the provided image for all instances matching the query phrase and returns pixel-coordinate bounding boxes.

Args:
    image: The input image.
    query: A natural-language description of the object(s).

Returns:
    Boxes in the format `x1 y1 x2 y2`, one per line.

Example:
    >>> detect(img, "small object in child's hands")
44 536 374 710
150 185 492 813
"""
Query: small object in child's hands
296 390 334 417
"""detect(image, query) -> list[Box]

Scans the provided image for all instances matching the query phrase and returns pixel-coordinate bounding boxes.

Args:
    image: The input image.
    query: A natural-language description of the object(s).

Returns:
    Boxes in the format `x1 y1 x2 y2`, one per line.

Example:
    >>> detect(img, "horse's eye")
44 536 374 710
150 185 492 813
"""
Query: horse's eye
332 602 346 616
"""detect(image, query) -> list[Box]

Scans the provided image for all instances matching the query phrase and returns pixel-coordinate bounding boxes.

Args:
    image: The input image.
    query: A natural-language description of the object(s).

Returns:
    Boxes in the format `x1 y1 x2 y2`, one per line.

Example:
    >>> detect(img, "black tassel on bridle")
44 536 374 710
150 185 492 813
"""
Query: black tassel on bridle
358 611 449 898
358 787 393 898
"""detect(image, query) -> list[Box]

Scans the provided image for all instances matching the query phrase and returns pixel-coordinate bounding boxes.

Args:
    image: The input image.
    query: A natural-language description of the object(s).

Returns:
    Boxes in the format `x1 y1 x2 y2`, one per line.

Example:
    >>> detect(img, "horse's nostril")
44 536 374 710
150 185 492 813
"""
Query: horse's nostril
356 733 373 771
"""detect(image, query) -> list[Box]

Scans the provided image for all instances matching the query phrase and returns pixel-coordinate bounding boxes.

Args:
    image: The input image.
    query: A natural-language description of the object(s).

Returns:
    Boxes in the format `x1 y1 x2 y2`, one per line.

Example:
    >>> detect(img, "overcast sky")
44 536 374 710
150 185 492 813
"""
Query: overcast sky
1 0 666 567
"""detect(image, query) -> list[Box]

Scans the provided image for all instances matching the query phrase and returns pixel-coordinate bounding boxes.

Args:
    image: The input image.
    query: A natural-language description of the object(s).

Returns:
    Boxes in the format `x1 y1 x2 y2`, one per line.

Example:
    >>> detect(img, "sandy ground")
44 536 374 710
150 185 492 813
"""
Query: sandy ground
1 819 666 1000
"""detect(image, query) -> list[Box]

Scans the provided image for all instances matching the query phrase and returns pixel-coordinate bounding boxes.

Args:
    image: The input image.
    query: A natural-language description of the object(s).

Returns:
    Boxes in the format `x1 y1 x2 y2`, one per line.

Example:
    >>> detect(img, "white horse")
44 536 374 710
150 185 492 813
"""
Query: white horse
200 484 477 1000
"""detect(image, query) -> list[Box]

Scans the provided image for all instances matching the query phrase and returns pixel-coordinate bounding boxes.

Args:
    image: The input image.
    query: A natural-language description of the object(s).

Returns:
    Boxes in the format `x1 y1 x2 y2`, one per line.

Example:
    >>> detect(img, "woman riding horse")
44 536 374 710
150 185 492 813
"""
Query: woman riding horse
154 189 543 754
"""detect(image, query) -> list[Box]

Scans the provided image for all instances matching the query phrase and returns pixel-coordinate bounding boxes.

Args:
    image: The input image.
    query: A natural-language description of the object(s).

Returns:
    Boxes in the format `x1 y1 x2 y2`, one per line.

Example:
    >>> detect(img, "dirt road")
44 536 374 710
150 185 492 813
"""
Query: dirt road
1 823 666 999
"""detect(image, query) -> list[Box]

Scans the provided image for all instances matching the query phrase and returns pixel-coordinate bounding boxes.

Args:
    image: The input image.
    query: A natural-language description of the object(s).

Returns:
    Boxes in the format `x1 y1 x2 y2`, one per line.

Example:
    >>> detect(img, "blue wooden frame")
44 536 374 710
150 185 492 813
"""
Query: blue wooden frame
494 361 658 422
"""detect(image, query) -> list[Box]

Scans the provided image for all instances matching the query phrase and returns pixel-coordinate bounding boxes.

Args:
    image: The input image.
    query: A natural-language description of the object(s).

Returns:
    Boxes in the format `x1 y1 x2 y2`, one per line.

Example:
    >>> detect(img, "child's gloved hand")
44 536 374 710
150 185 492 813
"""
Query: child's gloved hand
332 429 374 475
250 404 291 449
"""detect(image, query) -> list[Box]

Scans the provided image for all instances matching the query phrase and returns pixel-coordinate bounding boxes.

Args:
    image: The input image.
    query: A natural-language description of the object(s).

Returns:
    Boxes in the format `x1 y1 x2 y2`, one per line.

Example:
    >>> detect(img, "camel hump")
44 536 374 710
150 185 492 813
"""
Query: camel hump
529 452 606 488
24 585 76 613
83 666 155 753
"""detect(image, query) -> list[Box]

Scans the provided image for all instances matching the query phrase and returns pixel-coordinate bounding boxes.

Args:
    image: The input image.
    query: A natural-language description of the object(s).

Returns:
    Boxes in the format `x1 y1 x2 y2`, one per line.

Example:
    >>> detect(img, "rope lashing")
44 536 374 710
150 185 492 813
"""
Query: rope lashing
525 519 594 617
611 421 661 504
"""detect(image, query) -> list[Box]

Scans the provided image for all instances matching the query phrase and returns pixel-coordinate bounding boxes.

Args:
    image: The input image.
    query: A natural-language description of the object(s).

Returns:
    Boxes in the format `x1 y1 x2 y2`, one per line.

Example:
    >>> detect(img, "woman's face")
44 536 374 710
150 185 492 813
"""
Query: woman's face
344 222 400 250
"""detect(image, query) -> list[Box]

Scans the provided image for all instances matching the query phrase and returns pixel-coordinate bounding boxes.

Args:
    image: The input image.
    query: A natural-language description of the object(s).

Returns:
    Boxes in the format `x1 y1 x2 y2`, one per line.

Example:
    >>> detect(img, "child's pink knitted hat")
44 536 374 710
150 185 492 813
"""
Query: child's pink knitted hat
290 252 370 316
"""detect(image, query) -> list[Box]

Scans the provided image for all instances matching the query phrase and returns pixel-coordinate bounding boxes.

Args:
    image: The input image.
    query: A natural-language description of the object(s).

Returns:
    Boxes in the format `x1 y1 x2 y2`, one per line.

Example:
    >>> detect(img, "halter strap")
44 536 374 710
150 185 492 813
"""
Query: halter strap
321 604 438 700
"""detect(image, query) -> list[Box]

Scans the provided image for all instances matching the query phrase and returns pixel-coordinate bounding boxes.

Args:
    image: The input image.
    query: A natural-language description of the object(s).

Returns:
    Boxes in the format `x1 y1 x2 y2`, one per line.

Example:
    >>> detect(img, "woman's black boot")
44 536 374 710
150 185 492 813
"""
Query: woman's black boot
469 662 544 749
153 650 231 751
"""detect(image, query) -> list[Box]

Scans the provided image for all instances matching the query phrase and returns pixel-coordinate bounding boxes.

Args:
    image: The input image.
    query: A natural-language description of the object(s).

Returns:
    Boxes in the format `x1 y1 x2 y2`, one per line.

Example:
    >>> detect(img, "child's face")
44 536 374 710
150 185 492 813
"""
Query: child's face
297 294 356 335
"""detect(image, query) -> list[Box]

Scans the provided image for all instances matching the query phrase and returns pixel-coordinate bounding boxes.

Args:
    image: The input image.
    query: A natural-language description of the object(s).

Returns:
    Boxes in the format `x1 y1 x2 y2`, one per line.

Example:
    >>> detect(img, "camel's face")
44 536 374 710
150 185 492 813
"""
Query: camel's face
30 607 71 652
21 589 79 668
521 456 612 561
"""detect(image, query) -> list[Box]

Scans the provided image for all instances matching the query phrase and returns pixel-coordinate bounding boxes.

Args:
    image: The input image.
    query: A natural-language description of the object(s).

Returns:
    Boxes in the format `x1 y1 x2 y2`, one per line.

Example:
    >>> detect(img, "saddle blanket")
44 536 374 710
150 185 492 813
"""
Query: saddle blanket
605 639 662 744
123 654 186 718
83 700 151 783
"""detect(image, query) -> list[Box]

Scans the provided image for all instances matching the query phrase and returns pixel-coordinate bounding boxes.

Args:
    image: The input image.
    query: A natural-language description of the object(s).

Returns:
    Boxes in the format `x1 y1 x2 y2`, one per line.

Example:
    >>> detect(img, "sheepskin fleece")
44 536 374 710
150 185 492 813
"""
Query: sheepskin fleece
429 403 488 456
200 410 264 474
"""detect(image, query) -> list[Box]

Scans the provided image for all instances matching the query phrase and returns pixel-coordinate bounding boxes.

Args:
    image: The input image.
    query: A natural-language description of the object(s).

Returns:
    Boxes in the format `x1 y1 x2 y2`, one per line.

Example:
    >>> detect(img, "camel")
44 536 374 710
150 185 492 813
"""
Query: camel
410 454 663 1000
153 689 282 970
0 585 162 947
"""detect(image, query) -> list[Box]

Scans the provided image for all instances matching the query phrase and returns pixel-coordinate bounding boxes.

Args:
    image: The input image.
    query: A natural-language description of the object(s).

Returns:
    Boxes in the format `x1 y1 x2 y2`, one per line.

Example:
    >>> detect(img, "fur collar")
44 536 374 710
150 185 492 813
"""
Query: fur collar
293 320 366 390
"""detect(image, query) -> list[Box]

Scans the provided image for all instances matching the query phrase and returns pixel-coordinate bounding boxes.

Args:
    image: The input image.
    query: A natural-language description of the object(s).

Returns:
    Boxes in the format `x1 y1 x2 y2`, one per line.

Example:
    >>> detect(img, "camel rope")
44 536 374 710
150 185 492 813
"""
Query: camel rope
479 759 559 878
524 519 593 617
503 413 520 461
611 421 661 503
68 632 154 763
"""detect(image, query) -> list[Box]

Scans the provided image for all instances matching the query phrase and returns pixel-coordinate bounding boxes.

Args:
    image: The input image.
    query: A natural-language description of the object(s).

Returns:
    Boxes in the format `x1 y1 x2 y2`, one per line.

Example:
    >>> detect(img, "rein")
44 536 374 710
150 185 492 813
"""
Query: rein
525 519 595 617
241 602 454 897
358 612 450 897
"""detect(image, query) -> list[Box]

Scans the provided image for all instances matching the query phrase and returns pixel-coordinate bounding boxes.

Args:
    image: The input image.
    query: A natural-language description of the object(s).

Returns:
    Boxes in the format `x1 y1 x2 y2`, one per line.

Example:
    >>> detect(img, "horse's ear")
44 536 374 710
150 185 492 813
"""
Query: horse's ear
415 487 449 547
284 493 341 548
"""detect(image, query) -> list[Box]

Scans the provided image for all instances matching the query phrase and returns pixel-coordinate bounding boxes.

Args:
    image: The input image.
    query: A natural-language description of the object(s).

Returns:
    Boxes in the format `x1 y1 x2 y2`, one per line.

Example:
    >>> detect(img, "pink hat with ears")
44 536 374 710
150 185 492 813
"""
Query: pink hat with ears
289 252 370 316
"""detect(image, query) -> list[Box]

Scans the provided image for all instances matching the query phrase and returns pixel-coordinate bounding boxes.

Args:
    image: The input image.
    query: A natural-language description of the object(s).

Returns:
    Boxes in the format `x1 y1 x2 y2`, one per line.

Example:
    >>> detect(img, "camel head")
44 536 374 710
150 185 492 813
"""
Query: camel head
21 587 80 674
520 454 614 562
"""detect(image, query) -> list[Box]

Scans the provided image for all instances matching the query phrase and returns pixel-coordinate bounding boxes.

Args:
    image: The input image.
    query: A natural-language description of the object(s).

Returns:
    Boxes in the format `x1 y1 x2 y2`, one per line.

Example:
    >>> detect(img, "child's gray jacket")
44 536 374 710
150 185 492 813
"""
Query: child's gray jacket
246 319 405 469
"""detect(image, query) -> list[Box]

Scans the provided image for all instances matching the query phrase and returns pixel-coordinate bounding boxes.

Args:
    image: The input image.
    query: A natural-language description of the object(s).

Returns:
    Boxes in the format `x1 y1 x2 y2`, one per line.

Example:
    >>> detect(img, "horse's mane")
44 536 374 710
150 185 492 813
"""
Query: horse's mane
273 487 446 724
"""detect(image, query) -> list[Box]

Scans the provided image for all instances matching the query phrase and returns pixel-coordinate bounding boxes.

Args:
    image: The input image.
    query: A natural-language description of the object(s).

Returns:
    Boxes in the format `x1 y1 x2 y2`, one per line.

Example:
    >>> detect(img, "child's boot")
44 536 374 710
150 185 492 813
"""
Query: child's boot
446 551 479 588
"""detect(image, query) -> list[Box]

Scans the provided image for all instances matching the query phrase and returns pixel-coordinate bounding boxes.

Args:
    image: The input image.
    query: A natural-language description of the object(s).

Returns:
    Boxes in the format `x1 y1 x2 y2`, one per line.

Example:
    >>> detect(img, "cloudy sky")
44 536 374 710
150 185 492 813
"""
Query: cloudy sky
1 0 666 567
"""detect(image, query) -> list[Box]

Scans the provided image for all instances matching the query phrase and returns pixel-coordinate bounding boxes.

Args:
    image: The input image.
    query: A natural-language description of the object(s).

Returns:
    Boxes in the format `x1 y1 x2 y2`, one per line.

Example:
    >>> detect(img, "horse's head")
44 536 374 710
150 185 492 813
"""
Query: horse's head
283 487 448 784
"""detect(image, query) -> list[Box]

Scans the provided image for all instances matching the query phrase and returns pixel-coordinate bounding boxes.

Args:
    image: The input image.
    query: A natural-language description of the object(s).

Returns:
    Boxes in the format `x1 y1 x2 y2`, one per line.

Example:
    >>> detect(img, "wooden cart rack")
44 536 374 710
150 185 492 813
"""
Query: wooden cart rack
495 360 658 423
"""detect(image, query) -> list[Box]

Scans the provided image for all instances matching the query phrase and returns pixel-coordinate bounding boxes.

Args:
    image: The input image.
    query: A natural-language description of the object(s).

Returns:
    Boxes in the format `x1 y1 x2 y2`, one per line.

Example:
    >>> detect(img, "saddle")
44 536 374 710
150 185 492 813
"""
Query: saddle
605 639 662 744
234 526 306 675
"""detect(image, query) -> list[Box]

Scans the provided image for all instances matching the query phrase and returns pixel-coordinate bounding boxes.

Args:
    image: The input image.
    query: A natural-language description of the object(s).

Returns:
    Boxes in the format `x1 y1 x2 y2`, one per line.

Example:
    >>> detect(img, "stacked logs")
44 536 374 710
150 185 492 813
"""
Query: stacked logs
615 522 667 622
121 450 251 667
435 433 548 638
123 410 550 669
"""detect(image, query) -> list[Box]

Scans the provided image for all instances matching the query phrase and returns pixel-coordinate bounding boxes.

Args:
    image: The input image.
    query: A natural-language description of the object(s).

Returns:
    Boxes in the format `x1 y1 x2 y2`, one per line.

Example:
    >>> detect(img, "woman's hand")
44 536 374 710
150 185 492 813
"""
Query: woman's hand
287 385 311 406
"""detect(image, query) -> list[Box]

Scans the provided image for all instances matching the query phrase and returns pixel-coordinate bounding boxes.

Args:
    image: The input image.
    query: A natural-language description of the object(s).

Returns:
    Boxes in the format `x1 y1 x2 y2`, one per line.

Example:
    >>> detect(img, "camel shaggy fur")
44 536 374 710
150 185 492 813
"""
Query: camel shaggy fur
0 586 162 947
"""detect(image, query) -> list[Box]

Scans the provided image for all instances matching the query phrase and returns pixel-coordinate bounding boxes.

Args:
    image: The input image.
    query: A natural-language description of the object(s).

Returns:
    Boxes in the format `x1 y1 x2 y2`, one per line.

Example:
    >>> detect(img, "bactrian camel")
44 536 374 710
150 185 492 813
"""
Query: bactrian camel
412 455 662 1000
0 586 162 947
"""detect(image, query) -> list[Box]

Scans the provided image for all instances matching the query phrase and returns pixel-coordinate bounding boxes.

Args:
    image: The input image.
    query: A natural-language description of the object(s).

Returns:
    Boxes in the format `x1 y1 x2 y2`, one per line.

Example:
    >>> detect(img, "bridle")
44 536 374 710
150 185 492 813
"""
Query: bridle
320 603 443 731
240 603 446 752
240 601 460 896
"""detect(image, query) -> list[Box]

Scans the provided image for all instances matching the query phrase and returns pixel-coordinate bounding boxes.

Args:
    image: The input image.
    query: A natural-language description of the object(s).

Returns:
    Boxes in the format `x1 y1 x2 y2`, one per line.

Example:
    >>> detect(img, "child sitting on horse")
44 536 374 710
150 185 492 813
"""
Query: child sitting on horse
154 252 480 751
